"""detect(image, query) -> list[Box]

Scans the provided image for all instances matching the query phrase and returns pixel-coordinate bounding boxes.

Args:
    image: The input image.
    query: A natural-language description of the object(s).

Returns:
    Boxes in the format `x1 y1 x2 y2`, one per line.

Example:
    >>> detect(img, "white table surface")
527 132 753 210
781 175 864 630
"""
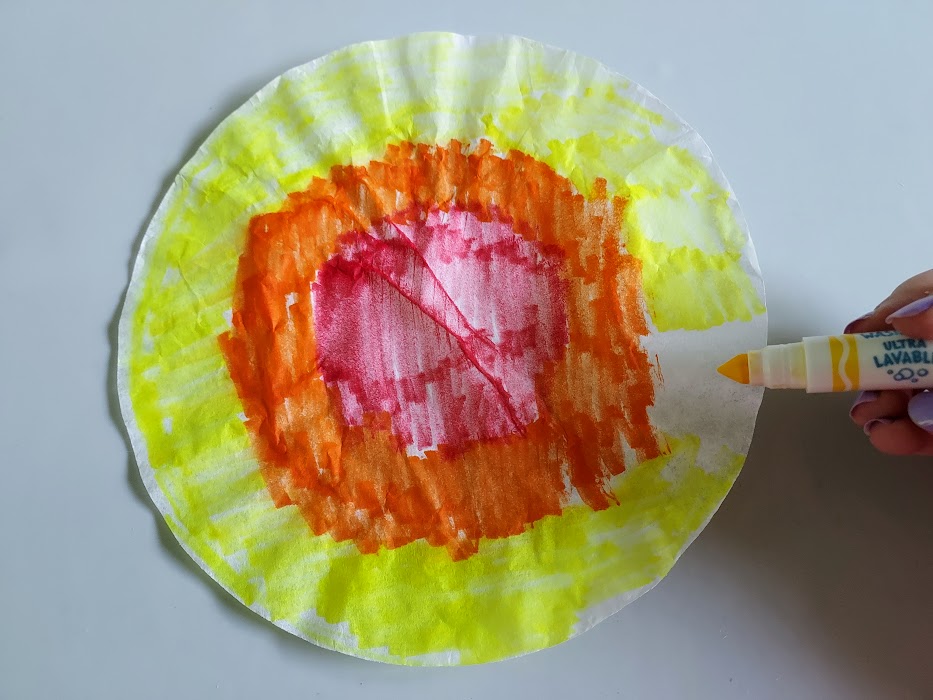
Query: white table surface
2 1 932 698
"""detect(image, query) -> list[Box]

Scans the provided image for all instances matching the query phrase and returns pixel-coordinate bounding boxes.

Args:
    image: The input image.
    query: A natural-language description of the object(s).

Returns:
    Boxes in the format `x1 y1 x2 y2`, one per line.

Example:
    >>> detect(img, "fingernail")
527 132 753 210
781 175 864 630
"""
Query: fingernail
844 313 873 334
863 417 894 436
885 294 933 322
907 392 933 434
849 390 880 418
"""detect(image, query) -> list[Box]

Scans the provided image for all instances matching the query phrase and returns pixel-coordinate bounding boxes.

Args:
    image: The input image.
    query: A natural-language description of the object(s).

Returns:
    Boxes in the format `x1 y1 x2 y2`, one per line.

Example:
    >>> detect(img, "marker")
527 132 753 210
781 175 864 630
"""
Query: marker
718 331 933 392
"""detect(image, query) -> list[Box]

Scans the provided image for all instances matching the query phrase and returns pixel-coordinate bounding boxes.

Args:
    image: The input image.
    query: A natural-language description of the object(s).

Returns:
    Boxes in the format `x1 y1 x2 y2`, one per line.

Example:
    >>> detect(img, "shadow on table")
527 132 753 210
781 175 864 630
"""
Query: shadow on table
699 319 933 696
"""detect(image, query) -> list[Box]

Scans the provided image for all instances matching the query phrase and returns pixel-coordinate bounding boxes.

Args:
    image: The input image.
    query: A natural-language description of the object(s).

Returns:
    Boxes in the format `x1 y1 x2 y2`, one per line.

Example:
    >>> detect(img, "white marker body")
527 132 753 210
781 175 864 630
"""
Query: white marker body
747 331 933 392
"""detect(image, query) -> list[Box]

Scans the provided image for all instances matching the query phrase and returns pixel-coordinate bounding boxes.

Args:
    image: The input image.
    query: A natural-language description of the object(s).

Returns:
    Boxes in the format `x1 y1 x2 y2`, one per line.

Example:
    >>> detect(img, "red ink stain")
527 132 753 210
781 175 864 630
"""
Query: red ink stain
312 207 568 453
219 140 663 559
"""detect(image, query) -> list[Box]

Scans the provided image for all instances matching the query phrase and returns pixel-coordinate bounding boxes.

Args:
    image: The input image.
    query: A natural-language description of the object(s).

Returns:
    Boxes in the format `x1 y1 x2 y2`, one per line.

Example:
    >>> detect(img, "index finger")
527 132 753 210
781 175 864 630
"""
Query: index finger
887 294 933 340
845 269 933 337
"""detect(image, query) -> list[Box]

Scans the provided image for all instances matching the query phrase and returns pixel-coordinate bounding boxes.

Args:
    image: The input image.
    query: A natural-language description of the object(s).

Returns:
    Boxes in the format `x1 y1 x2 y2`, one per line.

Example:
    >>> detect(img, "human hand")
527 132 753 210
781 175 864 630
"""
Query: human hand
846 269 933 456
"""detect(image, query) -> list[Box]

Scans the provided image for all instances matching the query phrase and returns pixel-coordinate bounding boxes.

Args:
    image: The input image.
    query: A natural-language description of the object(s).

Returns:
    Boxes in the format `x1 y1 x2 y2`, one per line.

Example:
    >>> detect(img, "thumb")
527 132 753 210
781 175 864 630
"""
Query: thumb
887 294 933 339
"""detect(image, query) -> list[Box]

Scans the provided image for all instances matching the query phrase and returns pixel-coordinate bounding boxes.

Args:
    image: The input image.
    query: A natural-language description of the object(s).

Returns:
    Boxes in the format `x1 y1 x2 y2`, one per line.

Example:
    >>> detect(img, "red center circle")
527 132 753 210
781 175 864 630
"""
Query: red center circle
311 205 569 454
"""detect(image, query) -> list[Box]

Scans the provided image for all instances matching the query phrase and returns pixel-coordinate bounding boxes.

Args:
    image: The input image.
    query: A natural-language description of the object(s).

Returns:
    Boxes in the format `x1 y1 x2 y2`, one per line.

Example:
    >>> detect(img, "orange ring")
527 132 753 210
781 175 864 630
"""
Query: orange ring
220 139 663 560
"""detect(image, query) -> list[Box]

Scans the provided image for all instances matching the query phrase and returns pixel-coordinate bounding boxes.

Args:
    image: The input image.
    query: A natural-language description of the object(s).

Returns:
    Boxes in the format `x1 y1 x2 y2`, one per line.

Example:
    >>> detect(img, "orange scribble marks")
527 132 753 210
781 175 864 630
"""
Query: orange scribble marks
653 354 665 387
219 140 664 559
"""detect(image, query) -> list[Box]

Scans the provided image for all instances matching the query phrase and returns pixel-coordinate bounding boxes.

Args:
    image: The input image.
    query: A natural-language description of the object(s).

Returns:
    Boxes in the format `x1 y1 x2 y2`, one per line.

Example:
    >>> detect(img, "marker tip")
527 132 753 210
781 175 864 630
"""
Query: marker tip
718 353 750 385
